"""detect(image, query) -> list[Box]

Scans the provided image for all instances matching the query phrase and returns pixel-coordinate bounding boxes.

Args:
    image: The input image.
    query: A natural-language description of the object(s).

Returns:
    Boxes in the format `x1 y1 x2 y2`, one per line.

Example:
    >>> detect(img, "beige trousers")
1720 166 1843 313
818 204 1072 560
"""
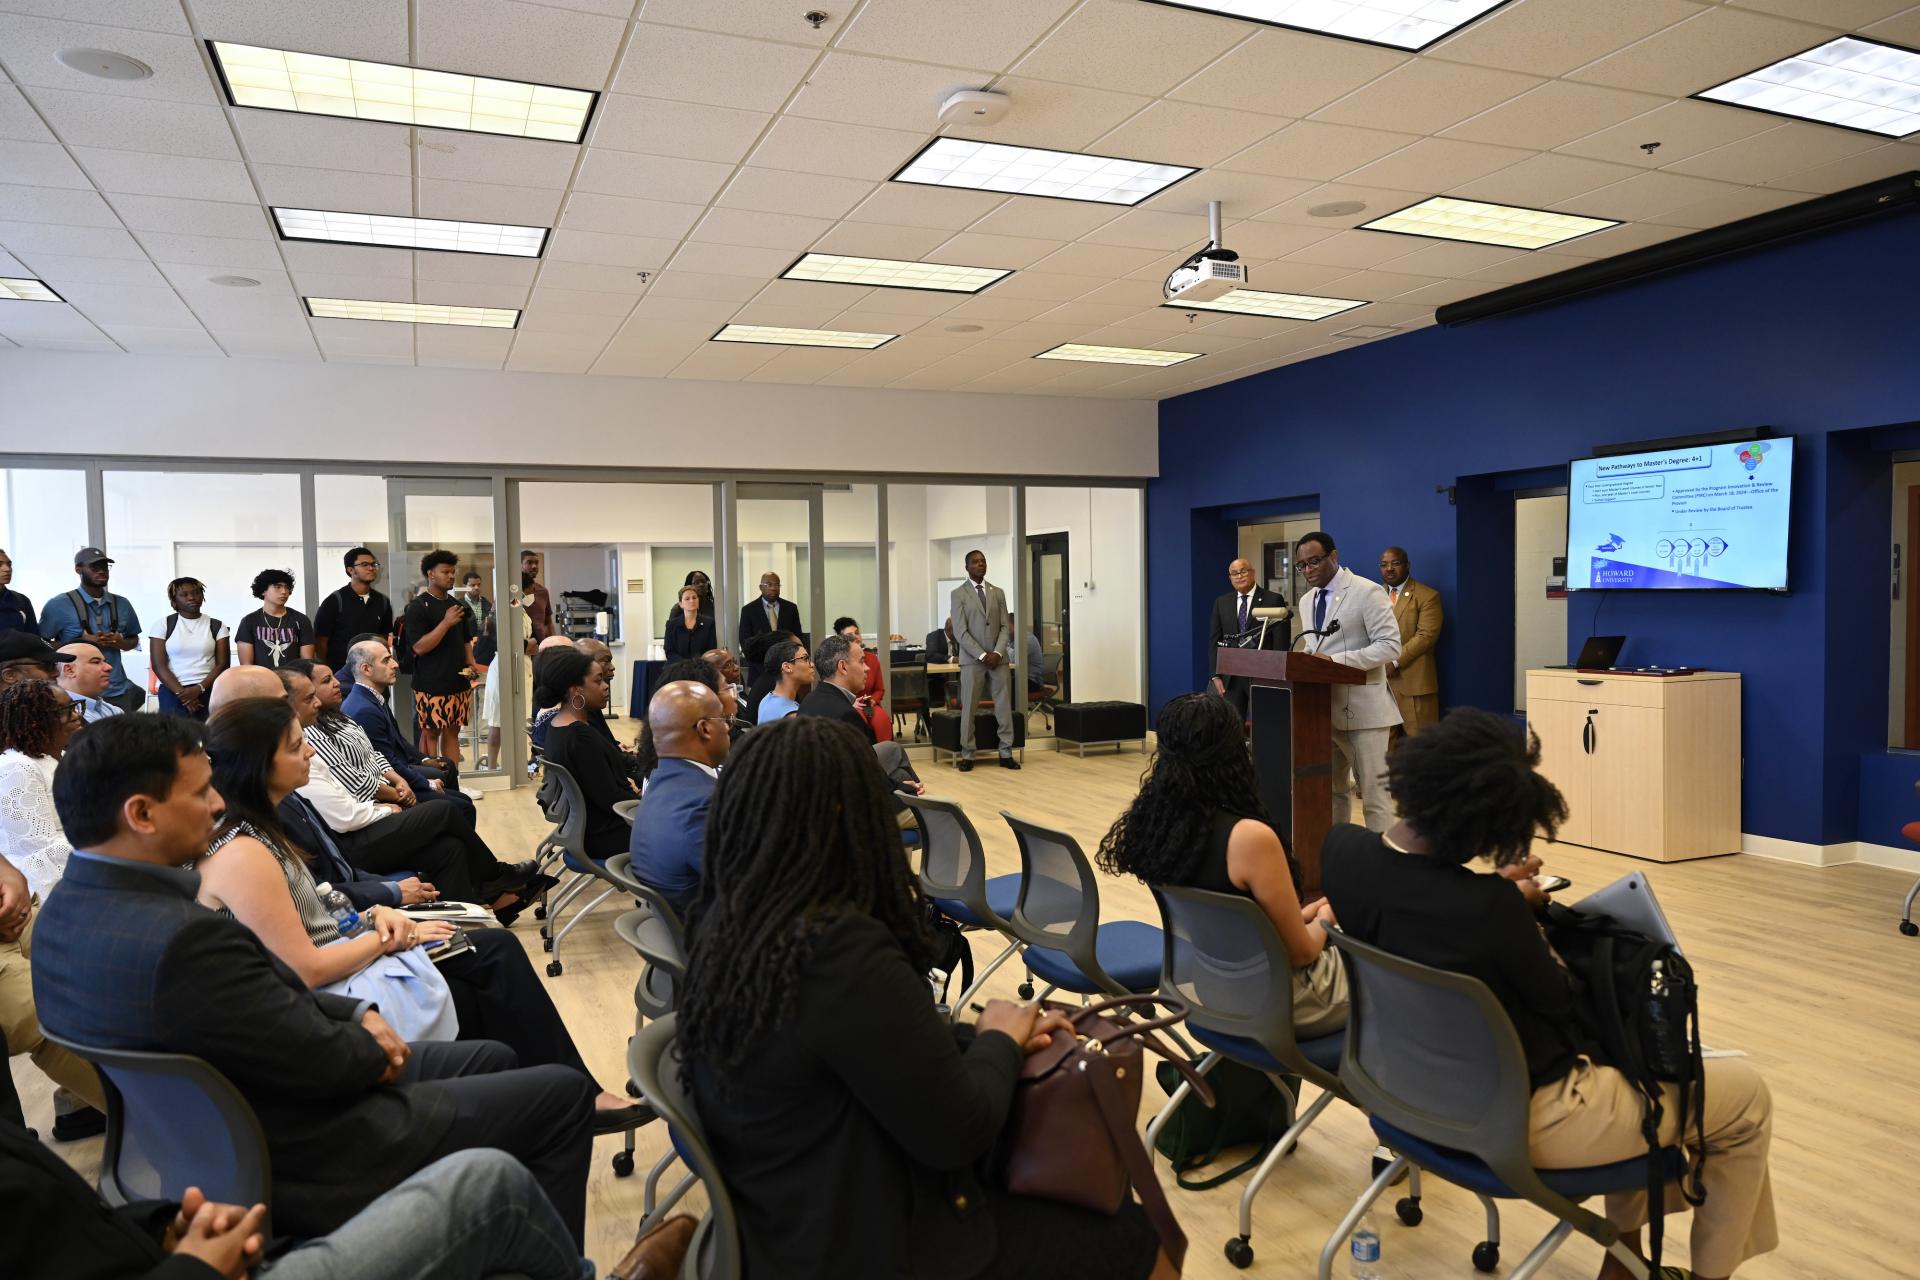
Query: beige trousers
1391 689 1439 738
1330 726 1393 832
1291 945 1349 1039
0 913 106 1111
1530 1056 1776 1277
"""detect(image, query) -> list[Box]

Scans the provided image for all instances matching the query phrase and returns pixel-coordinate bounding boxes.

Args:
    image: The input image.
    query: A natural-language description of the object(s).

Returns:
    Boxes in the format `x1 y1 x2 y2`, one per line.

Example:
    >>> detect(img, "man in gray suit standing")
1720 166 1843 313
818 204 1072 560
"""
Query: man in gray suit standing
1295 530 1401 831
948 549 1019 772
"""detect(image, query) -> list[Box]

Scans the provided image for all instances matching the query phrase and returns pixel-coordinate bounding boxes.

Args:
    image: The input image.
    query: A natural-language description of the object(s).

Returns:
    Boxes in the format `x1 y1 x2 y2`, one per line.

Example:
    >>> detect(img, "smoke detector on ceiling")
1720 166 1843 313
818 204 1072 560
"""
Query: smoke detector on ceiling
938 89 1010 128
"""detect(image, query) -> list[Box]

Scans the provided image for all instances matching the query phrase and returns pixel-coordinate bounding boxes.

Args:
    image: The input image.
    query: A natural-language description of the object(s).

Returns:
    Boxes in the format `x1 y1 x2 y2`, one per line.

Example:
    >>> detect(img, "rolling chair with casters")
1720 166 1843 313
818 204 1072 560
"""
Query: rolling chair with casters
1318 931 1684 1280
1143 885 1421 1271
605 853 696 1220
898 794 1026 1018
890 664 929 742
629 1015 743 1280
1028 650 1063 732
534 759 628 977
1900 780 1919 937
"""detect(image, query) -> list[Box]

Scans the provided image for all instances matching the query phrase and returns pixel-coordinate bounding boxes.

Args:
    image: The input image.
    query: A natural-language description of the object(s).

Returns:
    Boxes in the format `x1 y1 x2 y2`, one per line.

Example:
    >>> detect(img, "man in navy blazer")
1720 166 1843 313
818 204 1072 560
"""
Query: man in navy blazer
338 637 472 816
737 572 803 684
30 715 596 1244
628 680 730 915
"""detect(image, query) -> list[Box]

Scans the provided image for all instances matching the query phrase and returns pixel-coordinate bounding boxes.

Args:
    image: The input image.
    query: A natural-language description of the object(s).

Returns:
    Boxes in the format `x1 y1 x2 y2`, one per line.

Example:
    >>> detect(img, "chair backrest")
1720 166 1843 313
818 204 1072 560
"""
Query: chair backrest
1039 650 1064 683
1001 811 1107 976
1324 931 1539 1195
899 794 1000 924
1152 884 1339 1091
628 1015 741 1280
47 1036 273 1236
540 759 606 873
891 666 928 703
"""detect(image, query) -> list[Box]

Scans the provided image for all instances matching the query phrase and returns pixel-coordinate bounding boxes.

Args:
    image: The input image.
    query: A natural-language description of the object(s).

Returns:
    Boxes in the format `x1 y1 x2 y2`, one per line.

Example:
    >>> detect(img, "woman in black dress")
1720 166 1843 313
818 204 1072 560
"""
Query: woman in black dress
534 648 634 862
662 584 715 662
679 715 1175 1280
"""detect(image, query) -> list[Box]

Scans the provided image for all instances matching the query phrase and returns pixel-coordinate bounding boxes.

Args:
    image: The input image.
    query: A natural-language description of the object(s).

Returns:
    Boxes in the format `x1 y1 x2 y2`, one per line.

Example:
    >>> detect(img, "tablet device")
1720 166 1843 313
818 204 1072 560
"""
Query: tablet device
1573 871 1680 953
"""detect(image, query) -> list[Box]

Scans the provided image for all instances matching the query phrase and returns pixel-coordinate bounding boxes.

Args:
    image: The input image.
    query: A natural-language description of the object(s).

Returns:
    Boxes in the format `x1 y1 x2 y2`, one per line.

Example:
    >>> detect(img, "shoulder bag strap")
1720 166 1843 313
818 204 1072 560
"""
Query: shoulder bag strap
1064 996 1216 1107
1088 1054 1188 1272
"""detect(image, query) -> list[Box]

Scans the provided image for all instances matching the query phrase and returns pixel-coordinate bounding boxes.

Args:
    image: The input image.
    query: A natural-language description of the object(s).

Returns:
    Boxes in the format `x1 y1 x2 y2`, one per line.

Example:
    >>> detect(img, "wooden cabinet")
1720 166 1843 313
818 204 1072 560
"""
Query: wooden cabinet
1525 669 1741 862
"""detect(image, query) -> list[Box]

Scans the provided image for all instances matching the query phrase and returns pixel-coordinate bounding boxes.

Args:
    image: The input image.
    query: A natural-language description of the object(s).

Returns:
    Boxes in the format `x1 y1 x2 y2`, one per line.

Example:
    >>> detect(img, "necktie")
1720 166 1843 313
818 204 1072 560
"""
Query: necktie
765 598 778 627
1313 588 1327 632
976 582 987 612
1237 594 1248 632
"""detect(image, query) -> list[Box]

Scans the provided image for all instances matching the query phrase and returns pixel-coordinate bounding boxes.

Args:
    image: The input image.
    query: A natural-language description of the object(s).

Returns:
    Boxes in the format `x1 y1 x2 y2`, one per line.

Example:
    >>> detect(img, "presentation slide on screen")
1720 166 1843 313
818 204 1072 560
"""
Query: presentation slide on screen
1568 438 1793 590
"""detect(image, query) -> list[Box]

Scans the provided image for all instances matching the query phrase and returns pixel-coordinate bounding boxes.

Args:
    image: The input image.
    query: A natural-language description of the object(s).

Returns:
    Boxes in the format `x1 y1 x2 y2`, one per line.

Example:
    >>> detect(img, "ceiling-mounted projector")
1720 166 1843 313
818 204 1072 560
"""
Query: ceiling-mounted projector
1165 200 1246 303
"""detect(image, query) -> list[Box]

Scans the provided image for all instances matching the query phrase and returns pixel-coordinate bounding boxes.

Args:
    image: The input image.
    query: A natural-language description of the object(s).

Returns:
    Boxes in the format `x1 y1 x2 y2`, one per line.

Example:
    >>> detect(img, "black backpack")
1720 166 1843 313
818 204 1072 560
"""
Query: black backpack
922 902 976 1016
1543 904 1707 1270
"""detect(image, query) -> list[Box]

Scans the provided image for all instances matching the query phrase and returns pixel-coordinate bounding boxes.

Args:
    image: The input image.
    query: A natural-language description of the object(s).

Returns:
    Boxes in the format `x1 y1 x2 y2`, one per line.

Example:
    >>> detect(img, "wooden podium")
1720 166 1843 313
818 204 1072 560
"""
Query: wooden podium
1215 647 1364 897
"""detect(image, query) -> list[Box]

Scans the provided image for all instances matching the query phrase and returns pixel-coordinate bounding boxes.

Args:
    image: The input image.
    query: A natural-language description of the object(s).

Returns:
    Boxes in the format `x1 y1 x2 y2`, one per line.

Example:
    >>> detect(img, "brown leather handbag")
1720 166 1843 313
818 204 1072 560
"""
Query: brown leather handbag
996 995 1214 1271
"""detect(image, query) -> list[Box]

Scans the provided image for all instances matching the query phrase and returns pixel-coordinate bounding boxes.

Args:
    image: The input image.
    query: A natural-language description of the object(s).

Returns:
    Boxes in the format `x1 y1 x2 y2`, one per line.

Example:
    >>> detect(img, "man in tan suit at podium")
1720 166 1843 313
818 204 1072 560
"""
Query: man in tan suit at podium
1379 547 1442 737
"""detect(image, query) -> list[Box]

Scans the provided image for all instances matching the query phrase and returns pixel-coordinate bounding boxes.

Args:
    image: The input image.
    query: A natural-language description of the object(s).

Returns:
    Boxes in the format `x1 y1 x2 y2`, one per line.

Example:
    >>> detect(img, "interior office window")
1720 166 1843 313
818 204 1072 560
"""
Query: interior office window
824 483 880 641
1514 493 1570 714
1025 487 1145 707
0 467 89 631
736 493 811 646
102 470 304 694
314 474 391 621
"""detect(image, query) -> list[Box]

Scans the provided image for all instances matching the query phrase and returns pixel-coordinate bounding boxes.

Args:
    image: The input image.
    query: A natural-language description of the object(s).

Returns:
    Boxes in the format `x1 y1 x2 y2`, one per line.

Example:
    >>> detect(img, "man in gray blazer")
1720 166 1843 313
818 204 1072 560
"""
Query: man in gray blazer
948 549 1019 771
1295 530 1402 831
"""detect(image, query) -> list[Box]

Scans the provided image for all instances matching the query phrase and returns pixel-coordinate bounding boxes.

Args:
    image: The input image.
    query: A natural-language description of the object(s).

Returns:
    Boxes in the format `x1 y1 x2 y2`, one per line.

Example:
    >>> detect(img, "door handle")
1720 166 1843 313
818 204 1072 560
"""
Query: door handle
1576 678 1603 686
1582 712 1596 755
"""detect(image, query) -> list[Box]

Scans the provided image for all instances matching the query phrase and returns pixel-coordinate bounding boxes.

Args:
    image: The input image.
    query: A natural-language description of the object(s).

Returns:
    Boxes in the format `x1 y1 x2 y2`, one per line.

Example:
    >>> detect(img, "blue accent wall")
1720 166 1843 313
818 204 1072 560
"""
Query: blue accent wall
1150 209 1920 847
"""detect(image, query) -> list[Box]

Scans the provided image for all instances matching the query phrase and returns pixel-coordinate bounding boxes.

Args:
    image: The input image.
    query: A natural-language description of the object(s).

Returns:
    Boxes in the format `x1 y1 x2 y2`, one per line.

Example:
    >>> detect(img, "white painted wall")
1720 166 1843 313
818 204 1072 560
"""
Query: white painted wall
0 351 1158 477
1027 486 1145 704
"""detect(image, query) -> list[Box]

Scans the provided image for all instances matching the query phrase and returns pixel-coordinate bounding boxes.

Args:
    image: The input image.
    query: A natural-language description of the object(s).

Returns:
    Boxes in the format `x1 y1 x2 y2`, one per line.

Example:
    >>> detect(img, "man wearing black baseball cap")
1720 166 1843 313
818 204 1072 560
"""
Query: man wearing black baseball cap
38 549 143 713
0 632 77 687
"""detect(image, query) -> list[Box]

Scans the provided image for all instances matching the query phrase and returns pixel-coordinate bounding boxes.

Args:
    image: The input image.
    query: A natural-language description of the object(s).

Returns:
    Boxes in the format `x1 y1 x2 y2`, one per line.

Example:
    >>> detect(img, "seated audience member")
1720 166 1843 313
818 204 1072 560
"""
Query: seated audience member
235 568 315 670
628 680 730 916
529 634 577 751
0 549 34 635
1025 630 1055 702
754 639 812 724
1097 692 1346 1036
0 1140 596 1280
32 715 598 1245
663 585 715 662
799 634 923 799
0 680 107 1141
535 649 634 862
56 642 122 723
575 638 649 786
1321 709 1776 1280
833 617 891 742
682 716 1173 1280
335 640 471 812
741 629 798 722
0 632 70 689
150 577 229 720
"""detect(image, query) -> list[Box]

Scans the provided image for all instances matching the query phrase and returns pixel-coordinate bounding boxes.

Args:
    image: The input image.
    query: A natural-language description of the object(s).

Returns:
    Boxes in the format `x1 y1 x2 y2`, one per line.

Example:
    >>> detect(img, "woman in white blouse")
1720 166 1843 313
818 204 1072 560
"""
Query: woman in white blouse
0 676 85 898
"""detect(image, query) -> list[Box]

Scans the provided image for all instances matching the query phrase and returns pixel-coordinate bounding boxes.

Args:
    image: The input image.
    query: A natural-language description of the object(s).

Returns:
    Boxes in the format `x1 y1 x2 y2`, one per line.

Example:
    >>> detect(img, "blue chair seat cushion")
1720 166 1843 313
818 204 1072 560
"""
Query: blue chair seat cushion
1022 920 1163 994
1370 1119 1683 1199
931 874 1023 929
1190 1023 1343 1077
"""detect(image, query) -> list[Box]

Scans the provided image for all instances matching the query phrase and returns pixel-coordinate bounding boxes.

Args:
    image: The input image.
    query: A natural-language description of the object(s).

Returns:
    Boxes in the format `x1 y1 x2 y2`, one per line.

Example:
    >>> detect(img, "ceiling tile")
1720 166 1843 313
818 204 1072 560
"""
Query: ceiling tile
636 0 843 47
1662 123 1886 186
1284 230 1419 269
561 191 704 238
100 324 222 355
927 230 1067 268
1774 143 1920 194
1168 27 1407 119
1428 0 1708 78
0 1 188 34
419 177 566 225
191 0 412 62
1566 6 1842 98
27 88 240 160
942 77 1154 152
1442 81 1667 150
1137 169 1319 219
1548 221 1692 256
1089 100 1286 168
641 271 767 303
807 220 954 258
416 129 581 189
214 332 321 360
17 252 169 287
1553 98 1777 168
1338 137 1533 191
1219 121 1420 181
1864 6 1920 44
234 112 413 175
0 85 56 143
1732 0 1912 22
162 262 295 294
589 340 696 377
0 302 113 345
573 150 734 204
784 52 983 128
742 345 864 382
965 196 1123 240
295 271 414 302
71 148 259 202
254 164 413 214
716 168 875 220
311 315 414 353
614 26 817 111
534 258 658 292
1311 59 1544 133
591 95 772 163
1216 219 1338 258
415 252 541 286
1011 0 1249 98
827 285 965 315
1329 267 1451 299
751 278 872 309
524 284 640 316
1370 239 1525 274
1028 240 1168 277
108 193 273 239
1449 152 1643 205
0 139 89 189
415 0 628 88
836 0 1078 72
689 206 833 250
1081 208 1215 250
0 220 146 258
667 342 781 380
545 227 679 268
1650 184 1811 228
0 190 106 239
415 280 530 308
728 300 844 328
1555 168 1743 220
279 241 411 276
1394 277 1496 306
745 115 926 180
416 327 514 369
57 281 201 327
845 183 1008 231
1253 181 1432 227
0 14 217 105
665 239 798 277
510 337 603 374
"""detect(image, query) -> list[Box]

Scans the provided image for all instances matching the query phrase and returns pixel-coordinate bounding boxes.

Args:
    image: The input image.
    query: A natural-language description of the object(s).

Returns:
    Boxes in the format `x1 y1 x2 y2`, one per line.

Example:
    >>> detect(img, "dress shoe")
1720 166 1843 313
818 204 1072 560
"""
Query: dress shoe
957 758 974 772
52 1105 106 1142
999 755 1021 770
592 1100 657 1135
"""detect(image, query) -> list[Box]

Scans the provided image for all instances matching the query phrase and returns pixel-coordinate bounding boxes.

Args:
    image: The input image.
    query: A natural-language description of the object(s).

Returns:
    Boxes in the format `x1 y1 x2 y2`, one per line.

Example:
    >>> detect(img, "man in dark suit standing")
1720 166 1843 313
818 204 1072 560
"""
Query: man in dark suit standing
31 715 597 1246
1209 557 1290 719
737 572 803 684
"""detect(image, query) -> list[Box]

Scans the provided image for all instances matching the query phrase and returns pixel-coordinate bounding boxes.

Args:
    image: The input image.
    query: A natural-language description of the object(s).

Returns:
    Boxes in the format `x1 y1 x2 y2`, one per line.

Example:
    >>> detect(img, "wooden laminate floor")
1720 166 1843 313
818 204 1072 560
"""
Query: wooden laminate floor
16 743 1920 1278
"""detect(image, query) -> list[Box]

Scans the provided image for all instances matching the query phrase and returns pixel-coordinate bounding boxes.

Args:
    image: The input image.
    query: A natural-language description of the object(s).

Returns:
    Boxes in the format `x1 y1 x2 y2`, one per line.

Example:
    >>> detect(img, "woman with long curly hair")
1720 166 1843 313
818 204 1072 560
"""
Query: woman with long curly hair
679 715 1174 1280
1097 691 1347 1035
0 677 86 898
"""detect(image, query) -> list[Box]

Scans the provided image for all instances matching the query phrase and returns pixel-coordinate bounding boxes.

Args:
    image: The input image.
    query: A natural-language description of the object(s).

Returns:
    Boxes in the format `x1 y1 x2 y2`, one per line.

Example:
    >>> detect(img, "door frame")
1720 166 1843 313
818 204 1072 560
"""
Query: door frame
1906 486 1920 748
1025 532 1070 704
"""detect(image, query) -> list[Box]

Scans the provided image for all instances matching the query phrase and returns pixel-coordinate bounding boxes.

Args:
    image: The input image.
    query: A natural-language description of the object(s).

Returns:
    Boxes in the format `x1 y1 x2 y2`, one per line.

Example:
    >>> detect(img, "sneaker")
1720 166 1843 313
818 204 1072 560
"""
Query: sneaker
459 787 485 801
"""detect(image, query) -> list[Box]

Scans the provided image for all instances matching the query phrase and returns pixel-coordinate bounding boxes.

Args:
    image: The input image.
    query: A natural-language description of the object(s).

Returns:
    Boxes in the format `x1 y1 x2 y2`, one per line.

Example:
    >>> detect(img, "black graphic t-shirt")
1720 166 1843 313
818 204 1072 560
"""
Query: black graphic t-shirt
236 607 315 670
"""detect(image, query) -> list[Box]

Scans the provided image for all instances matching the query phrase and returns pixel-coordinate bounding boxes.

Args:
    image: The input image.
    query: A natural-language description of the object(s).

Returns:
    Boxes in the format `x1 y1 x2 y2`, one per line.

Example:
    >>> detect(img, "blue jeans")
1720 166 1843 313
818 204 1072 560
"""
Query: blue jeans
156 684 208 720
261 1148 593 1280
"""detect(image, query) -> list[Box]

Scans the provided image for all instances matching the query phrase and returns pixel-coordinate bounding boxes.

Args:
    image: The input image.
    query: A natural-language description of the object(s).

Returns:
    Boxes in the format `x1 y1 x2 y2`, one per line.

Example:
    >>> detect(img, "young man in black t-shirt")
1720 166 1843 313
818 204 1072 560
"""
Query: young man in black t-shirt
404 549 476 765
314 546 394 664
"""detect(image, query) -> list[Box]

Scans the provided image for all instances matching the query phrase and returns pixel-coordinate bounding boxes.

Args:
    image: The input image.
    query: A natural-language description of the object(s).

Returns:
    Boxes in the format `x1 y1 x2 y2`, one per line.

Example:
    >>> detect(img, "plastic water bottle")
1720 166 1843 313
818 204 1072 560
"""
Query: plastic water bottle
314 882 363 936
1349 1209 1382 1279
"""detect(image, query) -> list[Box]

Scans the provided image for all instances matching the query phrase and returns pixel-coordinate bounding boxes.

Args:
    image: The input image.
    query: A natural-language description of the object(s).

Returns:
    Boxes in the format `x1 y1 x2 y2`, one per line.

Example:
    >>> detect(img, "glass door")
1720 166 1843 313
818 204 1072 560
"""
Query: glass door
1025 533 1069 705
731 484 819 650
386 478 501 778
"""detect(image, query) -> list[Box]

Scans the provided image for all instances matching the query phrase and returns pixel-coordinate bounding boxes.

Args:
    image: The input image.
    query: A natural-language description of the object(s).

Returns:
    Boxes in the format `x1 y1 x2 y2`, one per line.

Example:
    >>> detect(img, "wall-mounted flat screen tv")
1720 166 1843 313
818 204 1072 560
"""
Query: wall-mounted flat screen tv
1566 436 1792 591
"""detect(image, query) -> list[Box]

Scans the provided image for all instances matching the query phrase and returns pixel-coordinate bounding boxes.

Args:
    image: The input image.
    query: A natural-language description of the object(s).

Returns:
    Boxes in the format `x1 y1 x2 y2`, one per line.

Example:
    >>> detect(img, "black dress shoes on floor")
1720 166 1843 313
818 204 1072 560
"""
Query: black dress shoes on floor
957 758 974 772
999 755 1021 770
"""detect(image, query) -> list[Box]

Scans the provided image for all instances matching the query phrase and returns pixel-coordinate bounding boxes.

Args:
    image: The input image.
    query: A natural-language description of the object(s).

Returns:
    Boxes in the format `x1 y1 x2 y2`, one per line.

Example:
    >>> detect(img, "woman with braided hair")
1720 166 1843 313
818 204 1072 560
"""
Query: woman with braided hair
679 714 1174 1280
1097 691 1347 1036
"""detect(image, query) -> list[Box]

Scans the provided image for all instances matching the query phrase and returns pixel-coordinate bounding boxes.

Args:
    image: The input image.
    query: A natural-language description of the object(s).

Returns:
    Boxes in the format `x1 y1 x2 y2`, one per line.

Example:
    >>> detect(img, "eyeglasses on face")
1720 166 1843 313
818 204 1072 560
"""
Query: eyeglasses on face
1297 553 1332 571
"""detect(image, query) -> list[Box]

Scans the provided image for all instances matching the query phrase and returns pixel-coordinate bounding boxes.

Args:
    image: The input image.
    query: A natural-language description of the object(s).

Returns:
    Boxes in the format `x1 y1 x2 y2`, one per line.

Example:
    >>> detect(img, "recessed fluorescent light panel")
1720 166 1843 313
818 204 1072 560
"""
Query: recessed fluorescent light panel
0 277 62 302
712 324 896 349
1163 288 1368 321
1140 0 1512 52
1034 343 1201 367
305 298 520 328
781 253 1011 294
273 208 549 258
892 139 1196 206
1360 197 1617 250
1695 36 1920 139
209 41 596 142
